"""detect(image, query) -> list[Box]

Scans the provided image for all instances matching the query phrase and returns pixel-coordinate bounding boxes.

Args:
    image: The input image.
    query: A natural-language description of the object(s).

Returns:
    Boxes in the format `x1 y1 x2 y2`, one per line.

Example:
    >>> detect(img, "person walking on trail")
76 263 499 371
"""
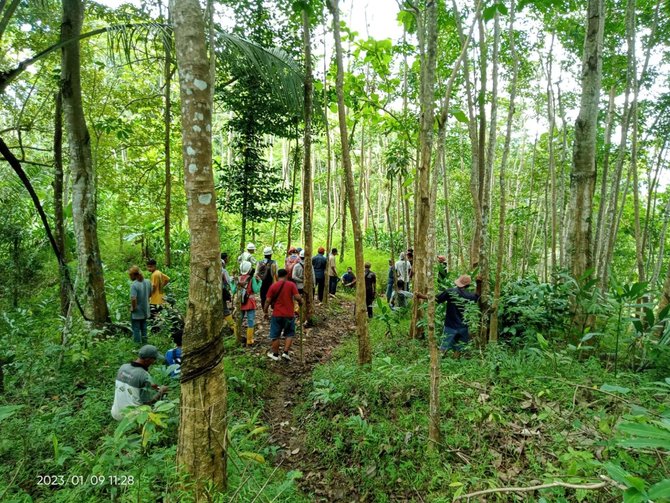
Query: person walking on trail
436 274 482 358
257 247 278 308
395 252 411 287
221 252 236 336
386 259 395 303
312 247 328 302
146 259 170 319
238 243 258 270
364 262 377 318
285 247 301 280
342 267 357 289
111 345 167 420
128 266 151 344
328 248 339 296
437 255 448 284
292 250 313 295
263 268 303 362
231 261 261 346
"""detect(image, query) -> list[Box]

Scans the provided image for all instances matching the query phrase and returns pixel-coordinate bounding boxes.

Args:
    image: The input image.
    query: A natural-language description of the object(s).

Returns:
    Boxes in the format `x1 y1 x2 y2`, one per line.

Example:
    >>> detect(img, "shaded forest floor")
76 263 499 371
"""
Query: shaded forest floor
247 296 358 501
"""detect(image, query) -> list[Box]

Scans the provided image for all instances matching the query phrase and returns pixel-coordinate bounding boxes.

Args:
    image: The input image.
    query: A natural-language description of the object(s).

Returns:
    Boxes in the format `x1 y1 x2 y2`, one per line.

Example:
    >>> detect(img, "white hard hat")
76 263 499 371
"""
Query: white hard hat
263 246 273 255
246 243 256 251
299 250 305 258
240 261 252 275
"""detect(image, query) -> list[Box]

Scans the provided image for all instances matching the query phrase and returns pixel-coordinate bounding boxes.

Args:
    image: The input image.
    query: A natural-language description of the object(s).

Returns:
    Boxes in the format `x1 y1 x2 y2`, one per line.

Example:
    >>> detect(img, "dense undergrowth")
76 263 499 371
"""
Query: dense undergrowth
299 317 670 502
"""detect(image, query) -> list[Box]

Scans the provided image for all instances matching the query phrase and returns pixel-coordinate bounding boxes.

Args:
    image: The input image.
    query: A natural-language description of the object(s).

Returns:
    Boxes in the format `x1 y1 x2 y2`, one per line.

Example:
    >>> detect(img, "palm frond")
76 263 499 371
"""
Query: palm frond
216 30 304 116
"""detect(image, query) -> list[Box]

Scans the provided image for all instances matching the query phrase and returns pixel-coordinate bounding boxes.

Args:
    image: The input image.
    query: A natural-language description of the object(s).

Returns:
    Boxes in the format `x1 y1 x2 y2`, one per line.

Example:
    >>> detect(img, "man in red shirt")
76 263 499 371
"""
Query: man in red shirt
263 268 303 361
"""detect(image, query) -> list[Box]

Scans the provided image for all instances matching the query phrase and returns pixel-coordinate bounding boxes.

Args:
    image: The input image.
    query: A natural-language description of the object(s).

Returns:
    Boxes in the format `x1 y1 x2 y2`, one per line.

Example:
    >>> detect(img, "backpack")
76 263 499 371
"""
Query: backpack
257 259 275 283
238 275 251 305
285 255 300 277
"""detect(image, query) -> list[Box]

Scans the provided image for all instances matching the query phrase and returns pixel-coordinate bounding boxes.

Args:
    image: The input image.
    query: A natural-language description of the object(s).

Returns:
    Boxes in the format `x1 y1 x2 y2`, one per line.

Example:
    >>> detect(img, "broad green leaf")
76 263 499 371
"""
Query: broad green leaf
0 405 24 422
600 384 631 394
239 451 265 463
622 487 645 503
605 462 632 486
451 109 469 123
648 479 670 499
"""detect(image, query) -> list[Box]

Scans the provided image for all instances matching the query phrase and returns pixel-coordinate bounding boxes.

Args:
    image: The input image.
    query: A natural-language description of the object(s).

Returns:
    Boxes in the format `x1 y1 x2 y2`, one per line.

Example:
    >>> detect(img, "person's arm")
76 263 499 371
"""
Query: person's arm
251 276 262 293
475 275 483 297
130 283 138 312
293 292 304 305
151 273 159 296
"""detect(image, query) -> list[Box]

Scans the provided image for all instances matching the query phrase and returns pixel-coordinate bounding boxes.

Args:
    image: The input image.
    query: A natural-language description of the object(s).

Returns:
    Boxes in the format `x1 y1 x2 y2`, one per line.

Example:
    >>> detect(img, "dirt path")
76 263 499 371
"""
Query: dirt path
247 298 357 501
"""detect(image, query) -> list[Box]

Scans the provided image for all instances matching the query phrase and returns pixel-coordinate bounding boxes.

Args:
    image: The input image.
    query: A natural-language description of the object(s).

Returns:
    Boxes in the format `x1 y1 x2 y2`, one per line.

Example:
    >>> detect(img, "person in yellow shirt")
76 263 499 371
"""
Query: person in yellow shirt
147 259 170 318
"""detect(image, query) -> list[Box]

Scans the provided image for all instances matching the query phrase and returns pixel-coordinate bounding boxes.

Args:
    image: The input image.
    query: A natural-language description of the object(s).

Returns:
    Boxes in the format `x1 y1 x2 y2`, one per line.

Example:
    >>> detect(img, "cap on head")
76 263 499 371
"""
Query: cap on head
455 274 472 288
263 246 273 256
318 247 325 254
299 250 305 258
399 252 406 260
365 262 371 268
246 243 256 251
240 261 252 275
288 246 298 254
139 344 161 360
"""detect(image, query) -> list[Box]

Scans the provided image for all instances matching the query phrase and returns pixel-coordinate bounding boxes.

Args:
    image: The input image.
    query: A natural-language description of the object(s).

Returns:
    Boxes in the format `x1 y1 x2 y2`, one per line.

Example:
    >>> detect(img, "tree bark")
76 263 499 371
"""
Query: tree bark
567 0 604 284
171 0 227 494
61 0 109 325
163 2 172 267
328 0 371 365
53 91 68 318
490 2 518 342
302 7 315 322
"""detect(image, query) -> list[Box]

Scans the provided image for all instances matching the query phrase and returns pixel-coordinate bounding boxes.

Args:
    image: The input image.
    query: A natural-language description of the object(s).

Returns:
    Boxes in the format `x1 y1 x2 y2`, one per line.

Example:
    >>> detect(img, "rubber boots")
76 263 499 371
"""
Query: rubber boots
246 327 254 346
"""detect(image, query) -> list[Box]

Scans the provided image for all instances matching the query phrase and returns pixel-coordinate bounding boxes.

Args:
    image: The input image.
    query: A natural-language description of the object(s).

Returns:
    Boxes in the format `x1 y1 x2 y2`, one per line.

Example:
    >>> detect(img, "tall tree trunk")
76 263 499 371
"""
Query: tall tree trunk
340 176 347 262
171 0 227 493
490 2 517 342
567 0 604 284
302 7 315 322
593 86 615 270
61 0 109 325
287 140 299 253
163 2 172 267
328 0 371 365
545 34 558 272
323 40 332 308
53 91 68 318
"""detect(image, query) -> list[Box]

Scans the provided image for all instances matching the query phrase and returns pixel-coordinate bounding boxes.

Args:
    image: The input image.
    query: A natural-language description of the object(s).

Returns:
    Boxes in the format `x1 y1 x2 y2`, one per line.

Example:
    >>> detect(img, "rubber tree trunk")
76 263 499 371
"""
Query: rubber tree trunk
163 2 172 267
171 0 227 494
490 1 518 342
567 0 604 284
302 7 315 322
53 90 68 317
328 0 371 365
61 0 109 325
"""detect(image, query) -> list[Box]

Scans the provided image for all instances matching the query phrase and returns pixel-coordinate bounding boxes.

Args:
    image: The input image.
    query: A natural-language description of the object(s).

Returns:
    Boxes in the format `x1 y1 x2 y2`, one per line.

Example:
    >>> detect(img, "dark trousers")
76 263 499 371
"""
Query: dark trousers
329 276 338 295
366 294 374 318
315 276 325 301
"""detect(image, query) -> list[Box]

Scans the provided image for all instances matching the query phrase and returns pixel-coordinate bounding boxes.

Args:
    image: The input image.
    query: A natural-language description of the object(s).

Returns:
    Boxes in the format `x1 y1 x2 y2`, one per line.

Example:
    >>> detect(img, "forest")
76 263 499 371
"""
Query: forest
0 0 669 501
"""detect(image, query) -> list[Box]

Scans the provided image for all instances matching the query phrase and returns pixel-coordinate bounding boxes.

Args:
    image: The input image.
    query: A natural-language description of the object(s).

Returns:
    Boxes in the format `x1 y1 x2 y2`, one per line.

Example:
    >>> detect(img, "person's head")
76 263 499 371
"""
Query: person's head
454 274 472 289
331 248 338 255
318 247 325 255
240 261 252 275
347 267 353 273
246 243 256 254
437 255 446 264
128 265 143 281
397 280 406 290
221 252 228 262
407 251 414 261
288 246 298 255
399 252 406 260
172 332 183 348
299 250 305 259
137 344 161 366
146 259 157 272
263 246 273 258
364 262 371 270
407 247 414 254
277 268 288 280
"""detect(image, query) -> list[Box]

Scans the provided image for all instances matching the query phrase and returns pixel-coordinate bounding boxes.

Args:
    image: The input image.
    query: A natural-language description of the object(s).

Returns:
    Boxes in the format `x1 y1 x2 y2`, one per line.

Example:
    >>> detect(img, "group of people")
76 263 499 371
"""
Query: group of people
112 244 481 421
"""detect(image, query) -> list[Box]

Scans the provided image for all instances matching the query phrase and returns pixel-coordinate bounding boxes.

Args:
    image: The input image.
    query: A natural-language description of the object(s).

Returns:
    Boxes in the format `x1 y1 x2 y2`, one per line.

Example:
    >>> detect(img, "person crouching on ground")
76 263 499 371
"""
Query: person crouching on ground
436 274 482 358
111 345 167 420
263 269 303 361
